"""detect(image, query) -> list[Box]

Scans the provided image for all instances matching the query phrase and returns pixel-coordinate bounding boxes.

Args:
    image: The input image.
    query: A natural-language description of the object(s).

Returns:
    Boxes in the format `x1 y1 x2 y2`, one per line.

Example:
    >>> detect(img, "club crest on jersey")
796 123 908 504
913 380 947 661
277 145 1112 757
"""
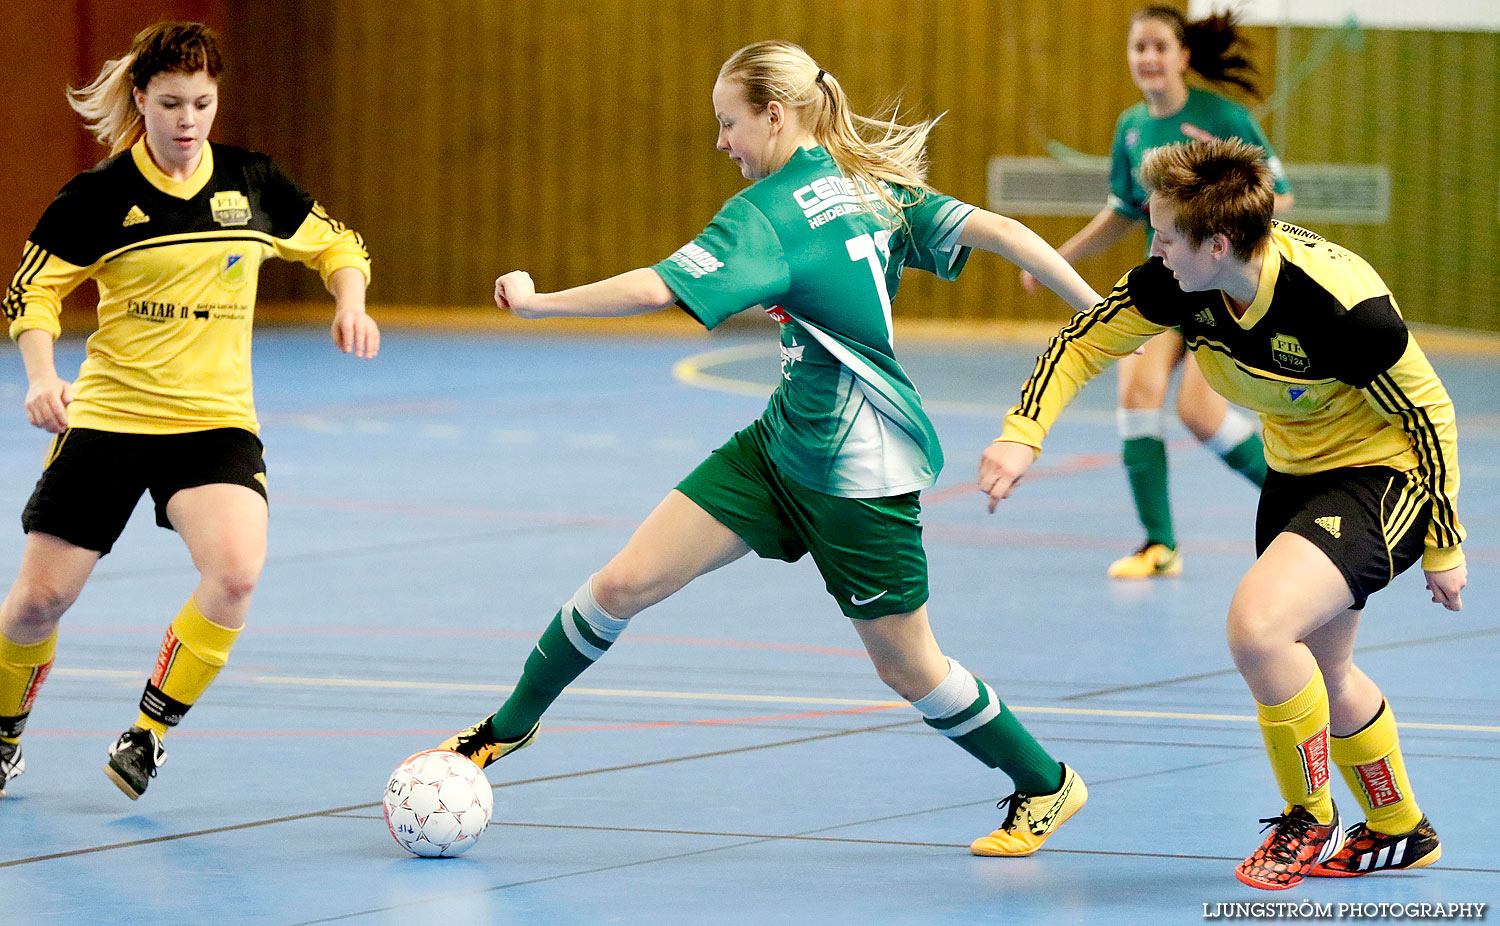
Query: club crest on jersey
1270 333 1310 372
1284 384 1317 410
210 191 252 227
218 252 249 291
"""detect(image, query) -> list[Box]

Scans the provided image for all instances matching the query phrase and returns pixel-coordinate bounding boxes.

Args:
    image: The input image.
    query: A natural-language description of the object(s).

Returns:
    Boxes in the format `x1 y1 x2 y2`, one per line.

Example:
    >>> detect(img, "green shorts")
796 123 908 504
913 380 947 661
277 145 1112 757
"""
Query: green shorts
676 420 928 619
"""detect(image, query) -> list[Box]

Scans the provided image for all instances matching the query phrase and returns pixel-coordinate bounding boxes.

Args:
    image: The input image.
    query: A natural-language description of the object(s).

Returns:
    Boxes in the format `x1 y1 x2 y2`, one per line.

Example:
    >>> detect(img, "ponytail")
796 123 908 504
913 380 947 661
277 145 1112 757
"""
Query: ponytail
720 41 940 224
1133 6 1260 98
67 21 224 155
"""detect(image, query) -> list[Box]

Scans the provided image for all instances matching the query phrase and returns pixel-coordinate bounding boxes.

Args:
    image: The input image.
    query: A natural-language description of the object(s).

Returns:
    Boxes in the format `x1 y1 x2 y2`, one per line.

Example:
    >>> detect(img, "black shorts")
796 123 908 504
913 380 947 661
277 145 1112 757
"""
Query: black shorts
1255 466 1428 610
21 427 268 556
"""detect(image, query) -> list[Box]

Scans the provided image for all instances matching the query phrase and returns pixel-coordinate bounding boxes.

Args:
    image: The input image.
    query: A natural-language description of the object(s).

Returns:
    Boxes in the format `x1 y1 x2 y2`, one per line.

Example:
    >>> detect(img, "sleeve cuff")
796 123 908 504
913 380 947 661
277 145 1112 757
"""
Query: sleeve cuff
997 412 1046 452
318 256 371 290
9 316 61 341
1422 544 1465 573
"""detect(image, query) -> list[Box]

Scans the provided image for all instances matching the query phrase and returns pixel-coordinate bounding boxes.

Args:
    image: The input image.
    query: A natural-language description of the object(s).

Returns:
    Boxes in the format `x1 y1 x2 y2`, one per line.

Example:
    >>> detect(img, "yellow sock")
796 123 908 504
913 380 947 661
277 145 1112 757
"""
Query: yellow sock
1 631 57 743
1332 701 1423 835
135 599 240 737
1256 666 1335 823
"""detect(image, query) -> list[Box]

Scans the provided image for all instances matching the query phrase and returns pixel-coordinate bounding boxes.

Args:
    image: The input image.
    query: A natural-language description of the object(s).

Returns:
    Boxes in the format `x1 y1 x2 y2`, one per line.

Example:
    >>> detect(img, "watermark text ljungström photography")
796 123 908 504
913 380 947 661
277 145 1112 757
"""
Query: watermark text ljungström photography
1202 902 1487 920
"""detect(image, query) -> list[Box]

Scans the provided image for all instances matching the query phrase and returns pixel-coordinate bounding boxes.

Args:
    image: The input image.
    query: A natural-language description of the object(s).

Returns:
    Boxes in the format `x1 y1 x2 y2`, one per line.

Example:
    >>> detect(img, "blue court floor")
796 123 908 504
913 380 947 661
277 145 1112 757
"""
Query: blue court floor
0 324 1495 925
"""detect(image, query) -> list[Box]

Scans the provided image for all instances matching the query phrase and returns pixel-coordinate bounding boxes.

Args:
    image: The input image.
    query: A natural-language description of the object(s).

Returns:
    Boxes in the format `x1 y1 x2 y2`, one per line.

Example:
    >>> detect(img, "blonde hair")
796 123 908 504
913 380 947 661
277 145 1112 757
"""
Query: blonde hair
1141 138 1274 260
718 41 939 222
67 22 223 155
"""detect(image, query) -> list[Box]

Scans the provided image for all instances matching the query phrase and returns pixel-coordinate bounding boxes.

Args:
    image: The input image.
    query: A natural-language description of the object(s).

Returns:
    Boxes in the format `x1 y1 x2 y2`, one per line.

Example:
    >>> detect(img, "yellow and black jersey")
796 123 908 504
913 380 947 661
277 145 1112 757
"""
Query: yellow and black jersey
1002 222 1464 570
4 140 370 434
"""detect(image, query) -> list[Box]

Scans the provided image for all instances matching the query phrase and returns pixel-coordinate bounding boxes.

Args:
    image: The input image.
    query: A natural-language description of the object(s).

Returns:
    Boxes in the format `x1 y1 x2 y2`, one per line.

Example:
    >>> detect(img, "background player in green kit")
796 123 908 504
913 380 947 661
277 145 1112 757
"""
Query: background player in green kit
1022 6 1293 578
441 40 1103 856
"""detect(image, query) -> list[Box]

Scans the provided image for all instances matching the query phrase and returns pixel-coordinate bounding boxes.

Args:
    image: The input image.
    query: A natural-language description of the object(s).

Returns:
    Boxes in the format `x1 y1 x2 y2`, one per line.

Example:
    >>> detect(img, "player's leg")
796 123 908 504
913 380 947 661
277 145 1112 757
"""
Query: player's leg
1300 475 1440 877
1226 530 1352 889
852 606 1085 857
1177 352 1266 487
1300 611 1440 877
4 428 139 794
799 484 1083 857
105 429 269 799
444 489 750 766
0 533 99 794
1111 331 1183 577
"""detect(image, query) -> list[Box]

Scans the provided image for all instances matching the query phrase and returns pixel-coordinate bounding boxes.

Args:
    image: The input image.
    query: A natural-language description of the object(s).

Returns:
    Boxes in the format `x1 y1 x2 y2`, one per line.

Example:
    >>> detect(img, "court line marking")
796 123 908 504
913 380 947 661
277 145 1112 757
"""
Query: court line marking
45 667 1500 733
0 718 919 870
1064 624 1500 701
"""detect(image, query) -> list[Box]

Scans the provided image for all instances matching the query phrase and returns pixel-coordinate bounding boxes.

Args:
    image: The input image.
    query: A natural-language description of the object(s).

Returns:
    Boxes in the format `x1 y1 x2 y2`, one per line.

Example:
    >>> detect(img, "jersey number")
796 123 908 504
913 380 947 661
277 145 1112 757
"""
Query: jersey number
846 231 894 343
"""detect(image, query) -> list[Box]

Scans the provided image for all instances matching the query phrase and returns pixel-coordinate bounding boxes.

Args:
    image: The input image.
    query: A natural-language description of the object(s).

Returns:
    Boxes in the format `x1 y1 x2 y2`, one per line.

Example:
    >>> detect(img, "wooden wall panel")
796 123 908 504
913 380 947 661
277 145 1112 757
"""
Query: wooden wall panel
216 1 1498 330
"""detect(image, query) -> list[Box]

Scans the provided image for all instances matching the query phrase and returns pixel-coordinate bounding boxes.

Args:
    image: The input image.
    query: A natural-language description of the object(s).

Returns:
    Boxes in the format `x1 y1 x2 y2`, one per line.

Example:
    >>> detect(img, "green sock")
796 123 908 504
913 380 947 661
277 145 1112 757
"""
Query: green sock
916 662 1064 794
1121 436 1175 549
488 608 602 740
1219 433 1268 488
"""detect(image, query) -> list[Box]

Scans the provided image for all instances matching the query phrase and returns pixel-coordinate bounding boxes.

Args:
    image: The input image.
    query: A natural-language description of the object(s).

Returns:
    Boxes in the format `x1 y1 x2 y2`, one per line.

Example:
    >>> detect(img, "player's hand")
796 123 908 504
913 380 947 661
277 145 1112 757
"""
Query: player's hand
1019 269 1040 294
332 306 380 358
1424 563 1466 611
978 440 1035 513
495 271 537 316
24 374 73 433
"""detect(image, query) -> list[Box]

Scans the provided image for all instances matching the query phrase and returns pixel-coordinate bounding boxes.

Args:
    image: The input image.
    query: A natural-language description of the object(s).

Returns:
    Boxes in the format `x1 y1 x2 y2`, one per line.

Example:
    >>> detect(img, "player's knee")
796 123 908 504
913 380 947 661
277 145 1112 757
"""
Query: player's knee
1225 597 1286 664
4 578 76 631
205 565 261 604
868 654 928 702
589 567 658 619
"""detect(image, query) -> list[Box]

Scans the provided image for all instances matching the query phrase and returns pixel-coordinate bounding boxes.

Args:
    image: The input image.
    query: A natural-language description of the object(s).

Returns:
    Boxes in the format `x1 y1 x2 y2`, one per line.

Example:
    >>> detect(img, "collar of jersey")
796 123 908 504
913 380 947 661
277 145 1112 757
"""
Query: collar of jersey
131 138 215 200
1226 240 1281 330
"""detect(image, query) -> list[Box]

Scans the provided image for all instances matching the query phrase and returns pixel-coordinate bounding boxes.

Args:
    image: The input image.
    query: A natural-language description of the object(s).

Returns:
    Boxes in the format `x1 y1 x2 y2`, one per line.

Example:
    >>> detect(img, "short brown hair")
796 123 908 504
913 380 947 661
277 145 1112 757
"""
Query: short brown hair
1141 138 1274 260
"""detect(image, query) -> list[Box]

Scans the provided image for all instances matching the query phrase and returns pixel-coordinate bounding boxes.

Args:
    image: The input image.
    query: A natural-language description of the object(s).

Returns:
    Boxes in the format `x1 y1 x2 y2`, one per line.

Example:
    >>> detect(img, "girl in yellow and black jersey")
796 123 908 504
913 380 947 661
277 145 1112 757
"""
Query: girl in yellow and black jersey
0 22 378 800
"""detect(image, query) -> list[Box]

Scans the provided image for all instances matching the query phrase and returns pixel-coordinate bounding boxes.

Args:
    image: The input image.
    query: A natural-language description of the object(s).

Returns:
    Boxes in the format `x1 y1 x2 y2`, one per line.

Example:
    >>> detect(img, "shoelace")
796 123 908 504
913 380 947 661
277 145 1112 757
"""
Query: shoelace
996 792 1030 830
1255 813 1317 858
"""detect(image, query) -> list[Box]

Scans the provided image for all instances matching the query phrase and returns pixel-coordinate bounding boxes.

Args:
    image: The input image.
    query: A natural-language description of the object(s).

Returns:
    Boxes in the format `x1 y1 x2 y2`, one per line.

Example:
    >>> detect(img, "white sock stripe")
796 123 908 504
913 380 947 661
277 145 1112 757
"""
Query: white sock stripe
1117 407 1164 440
1205 407 1256 455
559 607 607 661
570 577 630 642
910 658 980 720
944 682 1002 738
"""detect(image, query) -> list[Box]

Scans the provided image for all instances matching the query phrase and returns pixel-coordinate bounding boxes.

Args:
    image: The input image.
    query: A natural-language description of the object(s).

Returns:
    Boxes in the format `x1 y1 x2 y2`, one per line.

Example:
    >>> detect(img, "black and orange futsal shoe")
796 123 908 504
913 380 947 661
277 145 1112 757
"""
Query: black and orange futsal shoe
1310 816 1441 877
440 715 538 770
1234 803 1345 890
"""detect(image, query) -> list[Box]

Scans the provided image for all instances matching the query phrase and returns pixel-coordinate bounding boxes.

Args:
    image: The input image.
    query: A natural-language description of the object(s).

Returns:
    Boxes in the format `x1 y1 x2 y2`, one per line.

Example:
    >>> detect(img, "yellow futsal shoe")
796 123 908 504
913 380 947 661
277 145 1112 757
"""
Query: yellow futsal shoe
440 715 539 770
971 763 1088 857
1107 542 1182 578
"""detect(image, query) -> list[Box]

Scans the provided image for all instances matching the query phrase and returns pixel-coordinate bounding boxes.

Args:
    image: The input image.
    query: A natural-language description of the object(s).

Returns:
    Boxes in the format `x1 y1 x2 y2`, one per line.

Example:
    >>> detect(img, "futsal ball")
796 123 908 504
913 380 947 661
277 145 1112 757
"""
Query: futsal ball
383 748 494 857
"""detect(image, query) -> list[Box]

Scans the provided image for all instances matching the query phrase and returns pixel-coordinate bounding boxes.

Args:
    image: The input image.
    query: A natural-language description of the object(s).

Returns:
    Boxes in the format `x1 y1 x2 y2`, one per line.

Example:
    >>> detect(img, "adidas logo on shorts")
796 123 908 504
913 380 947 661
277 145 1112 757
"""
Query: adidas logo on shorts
1316 516 1342 538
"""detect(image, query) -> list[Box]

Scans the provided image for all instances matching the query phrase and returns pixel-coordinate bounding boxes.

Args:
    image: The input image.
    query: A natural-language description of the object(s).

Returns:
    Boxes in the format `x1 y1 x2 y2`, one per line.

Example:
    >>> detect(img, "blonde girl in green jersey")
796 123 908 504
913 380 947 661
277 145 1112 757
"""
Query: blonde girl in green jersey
441 40 1101 856
1022 6 1294 579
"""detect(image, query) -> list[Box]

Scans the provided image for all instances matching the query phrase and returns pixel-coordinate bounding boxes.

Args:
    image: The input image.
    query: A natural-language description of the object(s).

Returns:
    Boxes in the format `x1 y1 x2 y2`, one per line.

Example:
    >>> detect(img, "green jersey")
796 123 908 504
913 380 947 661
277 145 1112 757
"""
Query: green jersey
1109 88 1291 247
654 146 975 498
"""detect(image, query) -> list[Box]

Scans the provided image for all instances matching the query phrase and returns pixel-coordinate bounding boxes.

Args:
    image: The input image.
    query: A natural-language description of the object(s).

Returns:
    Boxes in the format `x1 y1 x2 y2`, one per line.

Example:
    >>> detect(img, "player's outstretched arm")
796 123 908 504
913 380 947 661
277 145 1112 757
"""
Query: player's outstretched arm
495 268 678 320
978 439 1037 514
958 210 1101 312
328 266 379 359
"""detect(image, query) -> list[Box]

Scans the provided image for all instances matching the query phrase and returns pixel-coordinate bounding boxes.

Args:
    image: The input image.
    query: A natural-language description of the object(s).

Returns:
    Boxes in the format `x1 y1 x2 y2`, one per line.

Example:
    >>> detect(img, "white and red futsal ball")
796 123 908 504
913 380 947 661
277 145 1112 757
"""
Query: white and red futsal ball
383 748 494 857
